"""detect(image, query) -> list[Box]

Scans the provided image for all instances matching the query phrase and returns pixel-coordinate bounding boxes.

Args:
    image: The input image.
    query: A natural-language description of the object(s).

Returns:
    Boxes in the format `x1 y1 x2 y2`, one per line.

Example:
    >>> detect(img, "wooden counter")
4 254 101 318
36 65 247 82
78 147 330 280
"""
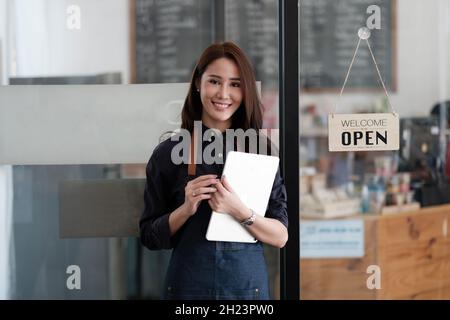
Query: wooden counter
300 204 450 299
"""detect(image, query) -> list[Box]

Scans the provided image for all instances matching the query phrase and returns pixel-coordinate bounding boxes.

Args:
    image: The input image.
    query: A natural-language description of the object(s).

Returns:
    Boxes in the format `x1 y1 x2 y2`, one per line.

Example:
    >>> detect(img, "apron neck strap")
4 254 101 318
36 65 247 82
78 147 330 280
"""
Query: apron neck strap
188 127 198 176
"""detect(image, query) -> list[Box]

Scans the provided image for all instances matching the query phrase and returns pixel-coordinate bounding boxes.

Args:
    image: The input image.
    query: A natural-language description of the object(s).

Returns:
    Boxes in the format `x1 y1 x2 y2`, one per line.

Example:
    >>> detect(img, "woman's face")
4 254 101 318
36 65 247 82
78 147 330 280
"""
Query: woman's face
198 57 243 131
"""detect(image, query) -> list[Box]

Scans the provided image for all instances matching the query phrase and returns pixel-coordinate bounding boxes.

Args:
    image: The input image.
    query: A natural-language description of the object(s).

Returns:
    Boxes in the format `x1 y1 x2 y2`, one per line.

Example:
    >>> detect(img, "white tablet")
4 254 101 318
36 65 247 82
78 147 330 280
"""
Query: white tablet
206 151 280 243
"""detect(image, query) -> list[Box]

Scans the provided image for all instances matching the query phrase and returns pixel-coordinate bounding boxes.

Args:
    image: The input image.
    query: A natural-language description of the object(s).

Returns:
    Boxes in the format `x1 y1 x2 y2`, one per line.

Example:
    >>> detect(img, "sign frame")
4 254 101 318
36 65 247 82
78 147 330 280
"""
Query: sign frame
328 112 400 152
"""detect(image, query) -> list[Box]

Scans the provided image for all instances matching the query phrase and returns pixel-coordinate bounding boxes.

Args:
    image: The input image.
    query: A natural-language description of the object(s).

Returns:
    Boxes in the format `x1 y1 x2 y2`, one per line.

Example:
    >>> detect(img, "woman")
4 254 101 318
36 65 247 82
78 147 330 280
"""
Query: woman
140 42 288 300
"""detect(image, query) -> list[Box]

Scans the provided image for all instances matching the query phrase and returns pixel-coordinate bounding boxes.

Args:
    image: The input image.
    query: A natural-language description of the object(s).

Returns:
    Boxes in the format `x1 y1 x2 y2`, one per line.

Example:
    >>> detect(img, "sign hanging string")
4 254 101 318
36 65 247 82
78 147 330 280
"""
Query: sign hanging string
333 27 396 116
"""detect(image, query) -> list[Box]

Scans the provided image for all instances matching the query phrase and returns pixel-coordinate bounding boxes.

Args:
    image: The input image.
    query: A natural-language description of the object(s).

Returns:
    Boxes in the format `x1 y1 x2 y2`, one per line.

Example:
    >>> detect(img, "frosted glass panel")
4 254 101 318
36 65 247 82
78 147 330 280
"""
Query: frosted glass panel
0 84 187 165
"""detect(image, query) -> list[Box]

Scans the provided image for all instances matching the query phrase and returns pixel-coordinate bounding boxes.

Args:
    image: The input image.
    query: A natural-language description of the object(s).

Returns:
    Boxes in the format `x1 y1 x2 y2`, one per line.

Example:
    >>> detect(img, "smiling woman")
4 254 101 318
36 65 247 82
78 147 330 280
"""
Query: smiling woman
140 42 288 300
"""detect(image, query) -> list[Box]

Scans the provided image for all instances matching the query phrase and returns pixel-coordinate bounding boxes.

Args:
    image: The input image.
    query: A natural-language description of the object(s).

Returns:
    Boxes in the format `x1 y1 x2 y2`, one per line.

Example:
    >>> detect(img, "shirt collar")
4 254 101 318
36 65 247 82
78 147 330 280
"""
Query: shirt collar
201 123 227 137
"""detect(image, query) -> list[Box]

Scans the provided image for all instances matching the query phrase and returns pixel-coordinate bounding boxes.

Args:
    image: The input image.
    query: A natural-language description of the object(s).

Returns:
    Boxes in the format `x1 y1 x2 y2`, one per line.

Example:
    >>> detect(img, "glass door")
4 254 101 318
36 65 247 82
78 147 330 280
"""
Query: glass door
299 0 450 300
0 0 283 299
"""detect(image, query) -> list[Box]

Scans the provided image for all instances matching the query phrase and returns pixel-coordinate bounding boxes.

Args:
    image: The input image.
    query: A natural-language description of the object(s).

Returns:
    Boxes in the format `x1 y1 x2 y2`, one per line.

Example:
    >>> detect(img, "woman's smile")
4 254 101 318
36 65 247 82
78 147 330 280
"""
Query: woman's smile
212 101 232 110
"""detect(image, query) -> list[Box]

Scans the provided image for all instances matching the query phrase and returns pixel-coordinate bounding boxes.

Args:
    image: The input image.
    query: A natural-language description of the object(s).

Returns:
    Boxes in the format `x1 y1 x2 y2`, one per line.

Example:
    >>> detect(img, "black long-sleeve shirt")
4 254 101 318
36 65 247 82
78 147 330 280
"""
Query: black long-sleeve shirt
140 128 288 250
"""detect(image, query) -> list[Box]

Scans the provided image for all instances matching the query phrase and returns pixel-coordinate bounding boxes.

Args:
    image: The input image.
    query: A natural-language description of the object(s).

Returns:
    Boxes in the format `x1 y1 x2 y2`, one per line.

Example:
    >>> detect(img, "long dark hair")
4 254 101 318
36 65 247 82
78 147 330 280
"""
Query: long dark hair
181 42 263 133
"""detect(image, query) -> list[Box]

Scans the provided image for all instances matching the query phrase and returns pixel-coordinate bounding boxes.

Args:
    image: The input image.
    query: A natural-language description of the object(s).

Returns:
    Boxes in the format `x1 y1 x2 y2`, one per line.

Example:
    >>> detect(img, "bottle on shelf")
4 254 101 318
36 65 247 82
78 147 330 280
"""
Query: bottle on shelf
361 185 370 214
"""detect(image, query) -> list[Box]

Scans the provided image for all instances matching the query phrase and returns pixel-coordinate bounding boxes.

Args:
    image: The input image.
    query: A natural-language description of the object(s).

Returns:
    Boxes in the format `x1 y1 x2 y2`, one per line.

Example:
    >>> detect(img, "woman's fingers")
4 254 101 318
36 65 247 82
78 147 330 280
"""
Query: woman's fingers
185 175 220 210
189 174 217 185
184 175 218 215
186 175 217 193
196 194 212 200
215 181 227 194
221 175 234 193
191 177 220 190
191 187 217 196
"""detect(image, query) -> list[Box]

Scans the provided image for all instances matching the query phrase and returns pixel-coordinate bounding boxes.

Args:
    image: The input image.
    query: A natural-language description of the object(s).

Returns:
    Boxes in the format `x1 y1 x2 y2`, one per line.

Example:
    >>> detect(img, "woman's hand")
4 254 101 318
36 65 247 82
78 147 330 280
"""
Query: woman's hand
208 175 250 221
183 174 219 216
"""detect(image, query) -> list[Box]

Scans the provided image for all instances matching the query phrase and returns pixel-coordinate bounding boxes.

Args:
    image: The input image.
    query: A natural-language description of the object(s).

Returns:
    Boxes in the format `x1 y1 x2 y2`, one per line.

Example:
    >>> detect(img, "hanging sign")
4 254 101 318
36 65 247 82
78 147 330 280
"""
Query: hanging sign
328 112 399 152
329 27 400 152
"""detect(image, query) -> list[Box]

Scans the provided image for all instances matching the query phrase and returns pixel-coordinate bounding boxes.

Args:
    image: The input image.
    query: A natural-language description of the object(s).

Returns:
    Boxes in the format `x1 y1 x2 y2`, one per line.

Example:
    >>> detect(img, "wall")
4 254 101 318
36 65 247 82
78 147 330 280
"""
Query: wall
5 0 450 115
0 0 11 299
0 0 8 85
10 0 130 83
300 0 450 118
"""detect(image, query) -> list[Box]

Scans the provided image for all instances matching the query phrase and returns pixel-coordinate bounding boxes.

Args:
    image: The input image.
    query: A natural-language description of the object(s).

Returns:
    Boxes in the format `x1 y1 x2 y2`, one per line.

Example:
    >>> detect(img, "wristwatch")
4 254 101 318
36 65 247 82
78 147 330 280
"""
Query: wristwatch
240 209 256 226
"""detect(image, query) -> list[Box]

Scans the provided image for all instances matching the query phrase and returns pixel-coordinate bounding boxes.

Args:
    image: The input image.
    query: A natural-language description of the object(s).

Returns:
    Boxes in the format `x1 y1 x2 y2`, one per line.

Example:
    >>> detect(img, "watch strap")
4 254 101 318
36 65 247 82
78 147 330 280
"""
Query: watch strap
240 209 256 226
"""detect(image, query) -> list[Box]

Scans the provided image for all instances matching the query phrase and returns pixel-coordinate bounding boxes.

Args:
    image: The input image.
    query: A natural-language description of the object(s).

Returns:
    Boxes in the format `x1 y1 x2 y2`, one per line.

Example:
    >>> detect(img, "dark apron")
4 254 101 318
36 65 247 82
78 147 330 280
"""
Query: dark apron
162 128 271 300
162 200 271 300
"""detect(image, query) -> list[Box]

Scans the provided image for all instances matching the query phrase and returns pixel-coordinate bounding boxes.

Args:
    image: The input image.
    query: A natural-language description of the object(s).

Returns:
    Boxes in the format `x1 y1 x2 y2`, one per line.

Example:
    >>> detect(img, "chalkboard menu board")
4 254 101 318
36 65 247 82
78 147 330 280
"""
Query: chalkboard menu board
225 0 278 89
300 0 396 91
132 0 213 83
